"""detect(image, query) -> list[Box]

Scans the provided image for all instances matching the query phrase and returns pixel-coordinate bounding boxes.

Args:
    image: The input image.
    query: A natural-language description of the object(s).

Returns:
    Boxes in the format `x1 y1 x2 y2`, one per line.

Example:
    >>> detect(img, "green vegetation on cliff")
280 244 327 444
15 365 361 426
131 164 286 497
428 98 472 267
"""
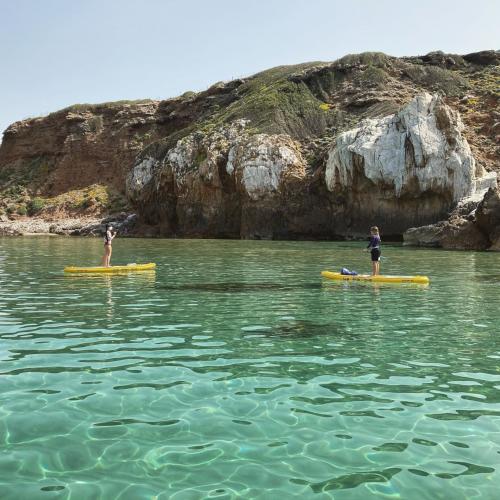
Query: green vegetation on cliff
0 159 128 218
146 50 497 163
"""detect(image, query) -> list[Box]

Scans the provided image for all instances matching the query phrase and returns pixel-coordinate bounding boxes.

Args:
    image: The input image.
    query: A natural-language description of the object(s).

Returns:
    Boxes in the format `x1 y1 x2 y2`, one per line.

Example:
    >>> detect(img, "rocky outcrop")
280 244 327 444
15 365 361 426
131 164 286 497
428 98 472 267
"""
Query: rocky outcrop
324 93 495 234
128 120 247 236
404 187 500 251
126 121 314 238
0 101 162 195
476 187 500 248
403 219 490 250
0 212 137 237
326 94 478 199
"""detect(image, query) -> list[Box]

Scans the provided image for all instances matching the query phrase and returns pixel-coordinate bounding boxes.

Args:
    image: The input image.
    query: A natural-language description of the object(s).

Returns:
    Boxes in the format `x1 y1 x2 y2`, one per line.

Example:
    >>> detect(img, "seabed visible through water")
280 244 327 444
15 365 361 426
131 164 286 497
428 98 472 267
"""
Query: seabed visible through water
0 237 499 499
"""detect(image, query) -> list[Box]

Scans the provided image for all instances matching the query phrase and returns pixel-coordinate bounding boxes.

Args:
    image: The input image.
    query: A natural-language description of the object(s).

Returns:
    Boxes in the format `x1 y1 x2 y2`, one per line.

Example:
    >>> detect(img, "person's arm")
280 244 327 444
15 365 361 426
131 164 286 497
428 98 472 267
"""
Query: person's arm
111 231 117 240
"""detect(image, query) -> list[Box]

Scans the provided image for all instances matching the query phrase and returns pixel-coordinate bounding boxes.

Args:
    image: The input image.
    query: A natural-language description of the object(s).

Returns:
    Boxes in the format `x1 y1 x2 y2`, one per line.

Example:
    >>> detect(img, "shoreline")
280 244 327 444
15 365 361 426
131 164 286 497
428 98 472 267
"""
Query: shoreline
0 216 104 237
0 213 138 238
2 216 499 251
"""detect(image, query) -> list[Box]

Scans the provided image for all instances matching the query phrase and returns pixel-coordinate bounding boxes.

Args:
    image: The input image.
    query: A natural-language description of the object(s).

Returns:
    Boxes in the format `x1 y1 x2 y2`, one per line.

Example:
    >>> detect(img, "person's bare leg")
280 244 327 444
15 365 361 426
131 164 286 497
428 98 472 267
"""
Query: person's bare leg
376 261 380 275
107 246 112 267
104 245 111 267
372 261 376 276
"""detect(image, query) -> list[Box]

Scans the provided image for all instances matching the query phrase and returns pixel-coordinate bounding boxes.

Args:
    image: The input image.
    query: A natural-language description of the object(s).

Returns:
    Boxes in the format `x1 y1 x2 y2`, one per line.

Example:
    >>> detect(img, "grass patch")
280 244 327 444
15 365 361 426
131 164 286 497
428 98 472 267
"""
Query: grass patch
0 157 53 191
335 52 393 68
466 67 500 97
403 65 468 95
0 184 130 217
203 78 334 138
47 184 111 211
56 99 155 115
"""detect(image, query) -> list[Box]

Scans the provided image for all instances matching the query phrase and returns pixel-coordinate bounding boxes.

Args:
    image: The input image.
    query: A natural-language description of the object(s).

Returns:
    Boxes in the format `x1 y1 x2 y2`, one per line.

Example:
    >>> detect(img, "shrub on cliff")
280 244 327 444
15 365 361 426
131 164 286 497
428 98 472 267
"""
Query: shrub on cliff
28 197 46 215
16 204 28 216
402 65 468 95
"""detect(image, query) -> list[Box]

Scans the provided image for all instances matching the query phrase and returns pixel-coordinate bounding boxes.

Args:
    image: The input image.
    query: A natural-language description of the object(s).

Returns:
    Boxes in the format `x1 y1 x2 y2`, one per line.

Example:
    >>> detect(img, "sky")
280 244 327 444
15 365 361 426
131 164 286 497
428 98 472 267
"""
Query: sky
0 0 498 135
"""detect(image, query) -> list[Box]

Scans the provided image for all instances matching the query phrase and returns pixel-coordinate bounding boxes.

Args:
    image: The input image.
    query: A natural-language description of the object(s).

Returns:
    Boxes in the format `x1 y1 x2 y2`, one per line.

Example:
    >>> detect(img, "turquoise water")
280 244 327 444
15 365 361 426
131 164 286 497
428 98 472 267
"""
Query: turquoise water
0 237 499 499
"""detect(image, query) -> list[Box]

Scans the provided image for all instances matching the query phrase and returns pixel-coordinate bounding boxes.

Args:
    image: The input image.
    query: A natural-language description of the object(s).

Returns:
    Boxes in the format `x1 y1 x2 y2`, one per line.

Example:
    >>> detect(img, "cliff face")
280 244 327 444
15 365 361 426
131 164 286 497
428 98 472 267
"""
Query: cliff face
0 101 161 217
324 93 497 235
0 101 161 193
126 93 496 238
127 120 317 238
326 94 478 201
1 50 498 241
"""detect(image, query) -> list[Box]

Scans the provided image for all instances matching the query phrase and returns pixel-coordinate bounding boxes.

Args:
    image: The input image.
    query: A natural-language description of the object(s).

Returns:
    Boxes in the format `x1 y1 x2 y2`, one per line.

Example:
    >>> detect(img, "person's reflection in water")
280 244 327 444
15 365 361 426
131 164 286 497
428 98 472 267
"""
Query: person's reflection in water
103 274 114 320
369 283 383 326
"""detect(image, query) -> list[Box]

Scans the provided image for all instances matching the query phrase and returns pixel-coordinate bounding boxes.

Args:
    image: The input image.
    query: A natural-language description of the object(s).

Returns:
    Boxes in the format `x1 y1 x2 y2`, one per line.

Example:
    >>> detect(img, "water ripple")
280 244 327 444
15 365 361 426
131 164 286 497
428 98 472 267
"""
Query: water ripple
0 238 499 498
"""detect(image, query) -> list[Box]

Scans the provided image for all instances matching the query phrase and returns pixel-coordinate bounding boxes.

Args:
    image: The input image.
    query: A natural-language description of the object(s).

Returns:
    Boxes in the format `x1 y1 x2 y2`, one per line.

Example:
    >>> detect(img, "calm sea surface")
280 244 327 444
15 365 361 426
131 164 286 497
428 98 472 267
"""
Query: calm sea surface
0 237 499 499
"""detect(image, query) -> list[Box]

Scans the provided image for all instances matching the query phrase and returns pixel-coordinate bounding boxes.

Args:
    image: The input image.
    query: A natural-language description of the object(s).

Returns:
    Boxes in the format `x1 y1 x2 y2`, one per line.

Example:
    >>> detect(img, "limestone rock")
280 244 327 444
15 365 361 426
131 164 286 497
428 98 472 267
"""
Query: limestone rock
476 187 500 249
404 218 489 250
476 187 500 234
326 93 477 201
322 93 498 234
127 157 160 204
126 121 308 238
227 134 306 201
404 185 500 251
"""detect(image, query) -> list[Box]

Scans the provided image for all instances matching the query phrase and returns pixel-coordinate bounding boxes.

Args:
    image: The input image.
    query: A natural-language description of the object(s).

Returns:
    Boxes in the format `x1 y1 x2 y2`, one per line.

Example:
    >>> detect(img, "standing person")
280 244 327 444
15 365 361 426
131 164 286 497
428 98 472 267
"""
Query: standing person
365 226 381 276
102 224 116 267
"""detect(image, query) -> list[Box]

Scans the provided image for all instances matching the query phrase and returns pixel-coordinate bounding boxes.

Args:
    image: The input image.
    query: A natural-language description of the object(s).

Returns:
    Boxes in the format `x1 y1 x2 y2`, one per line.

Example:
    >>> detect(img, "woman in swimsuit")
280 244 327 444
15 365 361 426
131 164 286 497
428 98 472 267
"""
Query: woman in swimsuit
102 224 116 267
365 226 381 276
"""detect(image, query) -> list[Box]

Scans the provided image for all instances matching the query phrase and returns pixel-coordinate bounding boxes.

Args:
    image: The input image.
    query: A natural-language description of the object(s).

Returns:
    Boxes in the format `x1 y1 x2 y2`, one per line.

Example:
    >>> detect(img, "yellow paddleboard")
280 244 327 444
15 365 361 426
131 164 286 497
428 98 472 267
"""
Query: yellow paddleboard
321 270 429 284
64 263 156 273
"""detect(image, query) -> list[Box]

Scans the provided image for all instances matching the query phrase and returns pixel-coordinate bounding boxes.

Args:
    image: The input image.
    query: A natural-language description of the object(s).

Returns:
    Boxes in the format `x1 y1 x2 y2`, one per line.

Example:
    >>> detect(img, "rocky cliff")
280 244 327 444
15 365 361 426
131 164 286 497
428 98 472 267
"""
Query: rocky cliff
1 50 498 242
324 93 496 235
403 185 500 251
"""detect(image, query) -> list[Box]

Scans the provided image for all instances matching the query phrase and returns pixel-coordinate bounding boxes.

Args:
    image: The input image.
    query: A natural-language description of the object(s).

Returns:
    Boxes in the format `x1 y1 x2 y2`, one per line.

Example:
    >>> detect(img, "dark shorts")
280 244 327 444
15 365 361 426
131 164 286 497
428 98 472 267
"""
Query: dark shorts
371 248 381 262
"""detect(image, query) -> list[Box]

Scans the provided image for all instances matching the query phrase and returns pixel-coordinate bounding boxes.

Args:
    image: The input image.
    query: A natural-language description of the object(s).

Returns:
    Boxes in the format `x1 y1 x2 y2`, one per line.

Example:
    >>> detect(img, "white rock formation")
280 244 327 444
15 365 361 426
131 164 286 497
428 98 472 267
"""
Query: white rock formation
127 121 305 203
227 135 305 200
126 156 159 201
325 93 493 201
160 119 249 186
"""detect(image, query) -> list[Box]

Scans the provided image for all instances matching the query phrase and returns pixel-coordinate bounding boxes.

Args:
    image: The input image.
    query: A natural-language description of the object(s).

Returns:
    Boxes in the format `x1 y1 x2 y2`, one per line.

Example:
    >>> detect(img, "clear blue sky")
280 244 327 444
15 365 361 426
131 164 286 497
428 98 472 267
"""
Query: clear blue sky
1 0 498 135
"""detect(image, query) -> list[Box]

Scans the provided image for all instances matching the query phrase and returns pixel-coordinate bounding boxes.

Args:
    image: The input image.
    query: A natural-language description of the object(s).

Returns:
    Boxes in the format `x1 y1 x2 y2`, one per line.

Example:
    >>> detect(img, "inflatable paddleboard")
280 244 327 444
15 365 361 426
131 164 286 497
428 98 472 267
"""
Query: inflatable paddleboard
64 263 156 273
321 270 429 284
